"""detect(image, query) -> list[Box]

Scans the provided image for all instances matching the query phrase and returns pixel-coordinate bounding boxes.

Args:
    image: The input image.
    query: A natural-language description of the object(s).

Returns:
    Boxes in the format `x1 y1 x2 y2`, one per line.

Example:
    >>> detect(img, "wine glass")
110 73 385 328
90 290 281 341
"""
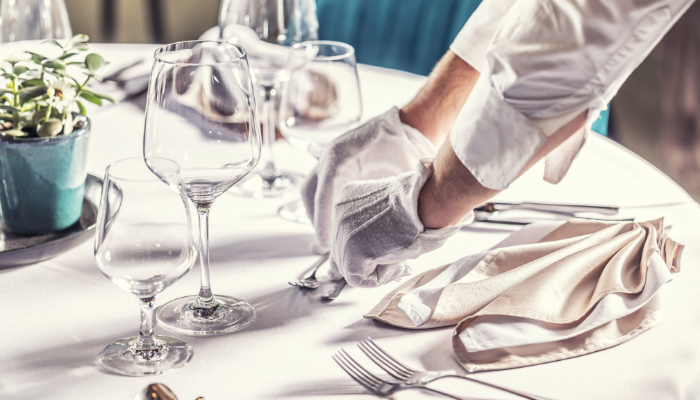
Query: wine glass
144 41 262 335
95 157 197 376
0 0 72 42
218 0 318 198
277 41 362 222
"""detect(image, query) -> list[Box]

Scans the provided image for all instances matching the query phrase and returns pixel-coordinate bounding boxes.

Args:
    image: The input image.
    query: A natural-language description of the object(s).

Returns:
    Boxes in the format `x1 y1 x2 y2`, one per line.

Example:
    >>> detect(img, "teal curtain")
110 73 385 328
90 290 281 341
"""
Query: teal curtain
315 0 609 136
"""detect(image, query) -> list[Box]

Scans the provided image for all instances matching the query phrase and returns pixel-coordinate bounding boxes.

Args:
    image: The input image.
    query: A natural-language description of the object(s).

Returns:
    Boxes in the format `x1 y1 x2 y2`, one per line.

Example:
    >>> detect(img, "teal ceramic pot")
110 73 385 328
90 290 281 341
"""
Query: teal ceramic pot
0 115 90 233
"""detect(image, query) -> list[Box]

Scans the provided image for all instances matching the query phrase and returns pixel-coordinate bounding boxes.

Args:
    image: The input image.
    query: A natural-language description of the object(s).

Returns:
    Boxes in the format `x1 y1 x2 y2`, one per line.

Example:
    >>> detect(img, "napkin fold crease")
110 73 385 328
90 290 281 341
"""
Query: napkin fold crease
365 218 683 371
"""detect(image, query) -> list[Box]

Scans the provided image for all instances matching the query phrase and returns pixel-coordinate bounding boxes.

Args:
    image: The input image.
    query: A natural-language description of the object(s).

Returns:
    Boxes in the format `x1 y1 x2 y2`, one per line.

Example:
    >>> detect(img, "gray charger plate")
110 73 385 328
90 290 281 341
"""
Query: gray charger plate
0 174 102 268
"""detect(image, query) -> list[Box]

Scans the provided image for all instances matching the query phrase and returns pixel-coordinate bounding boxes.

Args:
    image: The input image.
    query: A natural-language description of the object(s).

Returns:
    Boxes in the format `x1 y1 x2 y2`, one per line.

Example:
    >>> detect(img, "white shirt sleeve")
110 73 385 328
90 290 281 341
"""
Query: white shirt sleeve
449 0 695 190
449 0 518 74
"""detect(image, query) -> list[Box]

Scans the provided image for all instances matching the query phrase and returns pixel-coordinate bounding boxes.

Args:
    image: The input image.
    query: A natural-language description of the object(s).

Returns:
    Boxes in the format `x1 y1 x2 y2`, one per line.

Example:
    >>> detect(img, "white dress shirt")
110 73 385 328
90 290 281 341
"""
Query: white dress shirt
449 0 695 190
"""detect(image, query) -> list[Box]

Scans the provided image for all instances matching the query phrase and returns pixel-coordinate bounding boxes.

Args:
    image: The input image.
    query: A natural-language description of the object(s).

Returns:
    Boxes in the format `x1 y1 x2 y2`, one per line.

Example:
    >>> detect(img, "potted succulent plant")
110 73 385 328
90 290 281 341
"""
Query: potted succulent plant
0 34 114 233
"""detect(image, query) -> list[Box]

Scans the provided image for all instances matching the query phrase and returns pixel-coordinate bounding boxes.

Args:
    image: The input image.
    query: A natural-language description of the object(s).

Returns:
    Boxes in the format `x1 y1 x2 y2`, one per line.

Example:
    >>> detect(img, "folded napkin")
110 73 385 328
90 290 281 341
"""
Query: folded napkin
365 218 683 371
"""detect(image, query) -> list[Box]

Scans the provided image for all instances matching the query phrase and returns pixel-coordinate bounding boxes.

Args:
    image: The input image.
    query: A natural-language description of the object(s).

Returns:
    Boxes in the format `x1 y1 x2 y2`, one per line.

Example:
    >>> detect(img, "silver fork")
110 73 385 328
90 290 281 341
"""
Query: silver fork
358 337 552 400
288 253 330 289
333 349 474 400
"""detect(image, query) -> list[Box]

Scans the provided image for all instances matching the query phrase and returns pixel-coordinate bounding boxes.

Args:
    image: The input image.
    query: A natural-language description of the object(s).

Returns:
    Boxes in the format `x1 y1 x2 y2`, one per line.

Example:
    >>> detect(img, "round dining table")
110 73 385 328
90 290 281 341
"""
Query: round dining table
1 43 699 400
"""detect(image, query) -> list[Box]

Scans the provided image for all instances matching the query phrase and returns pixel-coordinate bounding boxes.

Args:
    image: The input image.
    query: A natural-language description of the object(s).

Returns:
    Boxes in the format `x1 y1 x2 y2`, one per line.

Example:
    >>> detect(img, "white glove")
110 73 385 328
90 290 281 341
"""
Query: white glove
330 160 474 288
301 107 436 254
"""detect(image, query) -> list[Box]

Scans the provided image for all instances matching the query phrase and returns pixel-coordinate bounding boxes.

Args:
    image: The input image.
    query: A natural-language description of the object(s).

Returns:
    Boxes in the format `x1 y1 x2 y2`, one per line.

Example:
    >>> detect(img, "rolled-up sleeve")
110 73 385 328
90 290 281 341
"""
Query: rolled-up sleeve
450 0 695 190
450 0 518 74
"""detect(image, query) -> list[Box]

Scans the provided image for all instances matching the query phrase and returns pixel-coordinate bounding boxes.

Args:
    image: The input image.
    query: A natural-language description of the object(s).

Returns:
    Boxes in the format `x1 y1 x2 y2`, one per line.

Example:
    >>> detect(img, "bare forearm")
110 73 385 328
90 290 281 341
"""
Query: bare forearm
400 51 479 147
418 111 587 229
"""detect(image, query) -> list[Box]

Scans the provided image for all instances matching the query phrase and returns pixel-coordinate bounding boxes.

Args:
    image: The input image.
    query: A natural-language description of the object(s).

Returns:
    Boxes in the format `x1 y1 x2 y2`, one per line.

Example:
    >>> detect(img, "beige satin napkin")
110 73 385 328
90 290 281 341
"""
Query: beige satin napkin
365 219 683 371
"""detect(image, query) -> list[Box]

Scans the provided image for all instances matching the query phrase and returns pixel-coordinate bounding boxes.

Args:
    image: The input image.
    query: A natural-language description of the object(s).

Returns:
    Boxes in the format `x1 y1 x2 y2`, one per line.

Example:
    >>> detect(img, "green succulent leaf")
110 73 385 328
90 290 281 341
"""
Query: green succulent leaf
81 88 115 103
58 52 78 60
26 52 47 64
67 61 86 67
42 59 66 70
22 79 46 87
79 91 102 105
20 101 35 112
12 65 28 75
37 118 63 137
76 100 86 115
31 108 50 124
71 43 89 51
64 34 89 49
2 129 28 137
42 39 63 49
0 113 13 120
0 88 13 95
19 86 48 101
0 105 20 113
85 53 106 72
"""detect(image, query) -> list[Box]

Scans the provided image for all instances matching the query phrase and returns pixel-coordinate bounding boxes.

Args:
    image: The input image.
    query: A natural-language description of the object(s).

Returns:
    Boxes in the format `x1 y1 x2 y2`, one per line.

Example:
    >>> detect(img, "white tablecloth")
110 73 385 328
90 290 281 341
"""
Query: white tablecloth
1 44 699 400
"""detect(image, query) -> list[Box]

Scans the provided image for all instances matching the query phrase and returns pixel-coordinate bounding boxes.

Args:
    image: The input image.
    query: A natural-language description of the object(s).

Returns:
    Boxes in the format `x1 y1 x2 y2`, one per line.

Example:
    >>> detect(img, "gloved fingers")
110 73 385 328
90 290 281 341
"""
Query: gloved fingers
328 256 345 281
301 164 319 224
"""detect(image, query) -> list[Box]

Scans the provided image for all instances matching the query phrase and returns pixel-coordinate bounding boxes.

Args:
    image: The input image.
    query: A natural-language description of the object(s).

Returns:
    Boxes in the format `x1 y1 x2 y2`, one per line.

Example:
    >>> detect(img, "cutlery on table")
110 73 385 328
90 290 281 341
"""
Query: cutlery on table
473 201 632 225
322 278 347 301
136 384 179 400
475 202 619 218
135 384 204 400
289 252 330 289
333 349 473 399
356 337 552 400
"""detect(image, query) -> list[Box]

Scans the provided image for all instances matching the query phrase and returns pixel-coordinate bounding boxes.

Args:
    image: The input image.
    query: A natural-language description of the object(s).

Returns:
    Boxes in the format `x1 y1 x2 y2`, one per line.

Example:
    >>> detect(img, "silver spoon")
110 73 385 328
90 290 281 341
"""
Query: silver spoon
135 384 204 400
289 252 330 289
135 384 179 400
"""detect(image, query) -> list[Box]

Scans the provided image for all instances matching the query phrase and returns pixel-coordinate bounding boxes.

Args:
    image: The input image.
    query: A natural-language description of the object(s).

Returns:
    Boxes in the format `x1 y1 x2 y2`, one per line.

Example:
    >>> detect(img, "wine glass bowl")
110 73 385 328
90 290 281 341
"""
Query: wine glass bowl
144 40 262 336
218 0 319 198
279 41 361 158
94 157 196 376
277 41 362 222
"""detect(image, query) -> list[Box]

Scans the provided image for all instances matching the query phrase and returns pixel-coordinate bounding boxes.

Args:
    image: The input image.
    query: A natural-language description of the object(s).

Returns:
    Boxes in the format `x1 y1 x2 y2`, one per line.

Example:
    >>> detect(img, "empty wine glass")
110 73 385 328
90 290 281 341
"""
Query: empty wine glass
0 0 72 42
95 157 197 376
219 0 318 198
277 41 362 222
144 41 262 335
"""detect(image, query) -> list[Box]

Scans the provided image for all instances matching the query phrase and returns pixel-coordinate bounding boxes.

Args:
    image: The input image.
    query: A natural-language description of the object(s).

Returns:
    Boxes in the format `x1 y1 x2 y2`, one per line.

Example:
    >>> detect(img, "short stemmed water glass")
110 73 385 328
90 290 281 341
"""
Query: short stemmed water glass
277 41 362 222
144 41 262 335
95 157 197 376
219 0 318 198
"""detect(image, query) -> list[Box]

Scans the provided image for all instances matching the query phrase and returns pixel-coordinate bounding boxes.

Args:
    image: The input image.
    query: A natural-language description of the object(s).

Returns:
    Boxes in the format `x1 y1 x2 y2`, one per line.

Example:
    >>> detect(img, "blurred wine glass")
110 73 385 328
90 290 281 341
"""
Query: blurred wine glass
143 40 262 336
277 41 362 223
218 0 318 198
94 157 196 376
0 0 72 43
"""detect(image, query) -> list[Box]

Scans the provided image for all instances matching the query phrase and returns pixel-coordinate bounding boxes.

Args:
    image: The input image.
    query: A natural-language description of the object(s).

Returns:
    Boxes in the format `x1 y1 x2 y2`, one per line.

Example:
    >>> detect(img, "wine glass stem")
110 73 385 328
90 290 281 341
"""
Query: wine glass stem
194 204 217 309
262 86 278 177
135 296 159 350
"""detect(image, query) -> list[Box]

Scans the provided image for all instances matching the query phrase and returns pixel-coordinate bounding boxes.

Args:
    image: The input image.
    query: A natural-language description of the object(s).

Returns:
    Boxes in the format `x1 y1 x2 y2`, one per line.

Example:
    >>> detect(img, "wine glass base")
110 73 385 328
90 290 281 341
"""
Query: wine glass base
156 295 256 336
231 172 300 198
278 199 311 225
98 335 193 376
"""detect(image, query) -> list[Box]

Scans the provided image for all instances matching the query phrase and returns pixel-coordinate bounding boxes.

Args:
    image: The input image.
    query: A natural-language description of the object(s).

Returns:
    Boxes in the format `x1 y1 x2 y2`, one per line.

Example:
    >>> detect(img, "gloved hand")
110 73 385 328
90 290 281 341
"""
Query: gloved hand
330 159 474 288
302 107 437 254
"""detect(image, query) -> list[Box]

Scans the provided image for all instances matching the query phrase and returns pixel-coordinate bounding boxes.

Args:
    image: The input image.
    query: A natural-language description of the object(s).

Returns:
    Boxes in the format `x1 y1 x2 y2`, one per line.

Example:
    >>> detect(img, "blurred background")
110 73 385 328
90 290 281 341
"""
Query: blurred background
62 0 700 200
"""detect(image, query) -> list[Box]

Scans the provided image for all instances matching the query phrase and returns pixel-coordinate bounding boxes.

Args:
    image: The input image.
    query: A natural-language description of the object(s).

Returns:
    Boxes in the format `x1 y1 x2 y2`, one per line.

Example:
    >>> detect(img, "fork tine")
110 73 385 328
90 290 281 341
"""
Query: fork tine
338 349 384 387
333 354 376 391
358 340 411 380
363 337 416 374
